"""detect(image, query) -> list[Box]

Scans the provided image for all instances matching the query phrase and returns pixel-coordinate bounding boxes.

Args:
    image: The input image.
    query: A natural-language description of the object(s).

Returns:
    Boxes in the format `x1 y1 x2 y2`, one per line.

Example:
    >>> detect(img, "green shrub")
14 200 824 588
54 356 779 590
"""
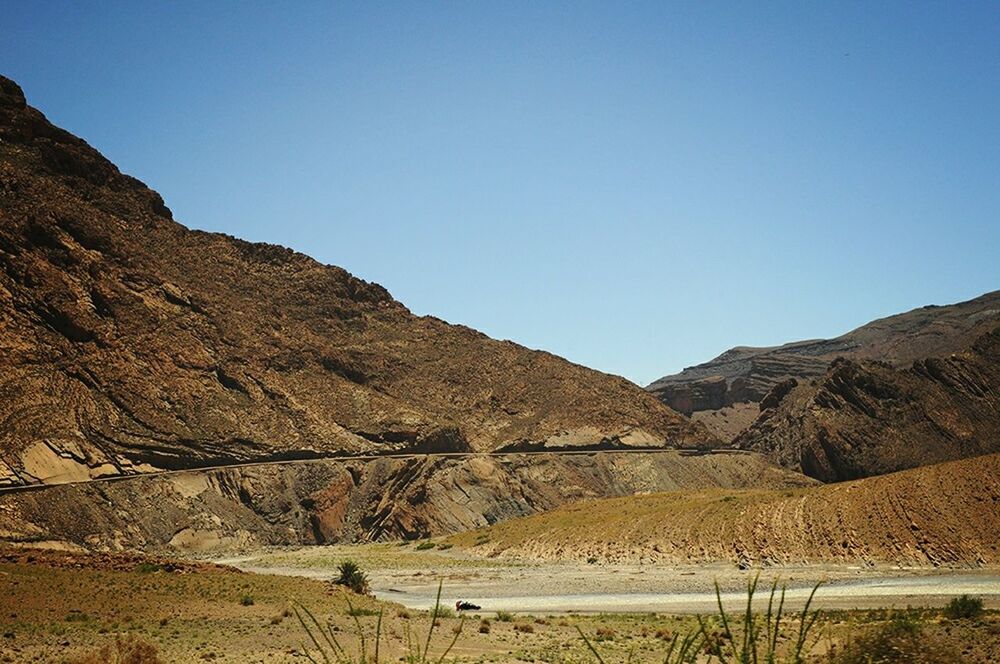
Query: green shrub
335 560 370 595
415 541 436 551
239 595 255 606
135 562 162 574
496 611 514 622
346 606 380 617
944 594 984 620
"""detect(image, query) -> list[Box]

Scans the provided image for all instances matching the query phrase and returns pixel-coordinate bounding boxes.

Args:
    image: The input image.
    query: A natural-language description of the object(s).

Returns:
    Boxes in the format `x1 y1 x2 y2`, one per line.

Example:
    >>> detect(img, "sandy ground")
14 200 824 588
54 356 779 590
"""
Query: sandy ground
213 543 1000 614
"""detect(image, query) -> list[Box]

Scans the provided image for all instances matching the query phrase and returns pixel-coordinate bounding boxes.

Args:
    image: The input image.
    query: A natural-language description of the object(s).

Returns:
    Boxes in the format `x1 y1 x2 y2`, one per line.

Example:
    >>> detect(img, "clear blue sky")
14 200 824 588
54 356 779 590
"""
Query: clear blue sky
3 2 998 385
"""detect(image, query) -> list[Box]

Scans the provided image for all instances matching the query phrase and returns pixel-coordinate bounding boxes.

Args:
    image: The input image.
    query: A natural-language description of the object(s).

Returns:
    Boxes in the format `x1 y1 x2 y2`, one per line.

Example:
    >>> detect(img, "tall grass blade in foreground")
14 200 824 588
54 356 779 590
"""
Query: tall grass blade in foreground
695 574 823 664
294 580 463 664
576 623 704 664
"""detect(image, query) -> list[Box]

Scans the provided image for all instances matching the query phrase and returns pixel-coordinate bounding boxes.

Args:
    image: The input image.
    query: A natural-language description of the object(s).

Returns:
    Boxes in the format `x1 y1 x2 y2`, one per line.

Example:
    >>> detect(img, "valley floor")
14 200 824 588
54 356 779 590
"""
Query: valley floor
3 544 1000 663
215 543 1000 614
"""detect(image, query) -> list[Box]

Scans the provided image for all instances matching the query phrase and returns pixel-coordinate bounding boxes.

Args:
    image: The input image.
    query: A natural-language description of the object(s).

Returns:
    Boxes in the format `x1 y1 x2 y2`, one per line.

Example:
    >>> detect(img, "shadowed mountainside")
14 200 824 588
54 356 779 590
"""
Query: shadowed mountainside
0 75 712 488
647 291 1000 440
734 326 1000 481
448 453 1000 567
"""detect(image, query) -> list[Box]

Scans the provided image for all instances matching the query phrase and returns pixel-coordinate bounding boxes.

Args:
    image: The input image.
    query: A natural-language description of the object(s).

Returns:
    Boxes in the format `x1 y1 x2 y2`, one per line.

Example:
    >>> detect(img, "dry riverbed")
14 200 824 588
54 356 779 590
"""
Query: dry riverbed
212 542 1000 614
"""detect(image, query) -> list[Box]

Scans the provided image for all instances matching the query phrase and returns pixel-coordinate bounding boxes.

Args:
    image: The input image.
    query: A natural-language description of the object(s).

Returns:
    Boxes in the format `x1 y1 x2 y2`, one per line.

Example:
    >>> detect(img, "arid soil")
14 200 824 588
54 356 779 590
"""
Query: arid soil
0 73 709 491
4 546 1000 663
735 328 1000 481
446 454 1000 567
647 290 1000 441
0 450 811 549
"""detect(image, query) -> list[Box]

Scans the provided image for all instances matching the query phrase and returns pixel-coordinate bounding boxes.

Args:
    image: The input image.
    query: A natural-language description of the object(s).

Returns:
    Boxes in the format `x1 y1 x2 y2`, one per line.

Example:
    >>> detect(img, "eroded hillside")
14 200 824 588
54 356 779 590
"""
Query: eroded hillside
448 453 1000 567
735 327 1000 481
0 450 811 550
0 75 710 488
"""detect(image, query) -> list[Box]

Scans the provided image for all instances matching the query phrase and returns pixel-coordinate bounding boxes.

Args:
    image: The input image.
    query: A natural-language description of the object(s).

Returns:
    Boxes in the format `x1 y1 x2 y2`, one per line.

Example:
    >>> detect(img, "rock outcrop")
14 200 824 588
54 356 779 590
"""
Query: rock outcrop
647 290 1000 440
0 450 811 551
0 75 711 488
734 327 1000 481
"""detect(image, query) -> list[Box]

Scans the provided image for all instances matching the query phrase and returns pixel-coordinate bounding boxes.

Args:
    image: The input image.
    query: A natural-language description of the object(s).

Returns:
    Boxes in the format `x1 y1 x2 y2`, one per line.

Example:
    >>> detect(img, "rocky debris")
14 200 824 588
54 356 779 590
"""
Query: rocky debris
0 74 710 489
0 451 812 552
457 452 1000 567
734 326 1000 481
647 291 1000 440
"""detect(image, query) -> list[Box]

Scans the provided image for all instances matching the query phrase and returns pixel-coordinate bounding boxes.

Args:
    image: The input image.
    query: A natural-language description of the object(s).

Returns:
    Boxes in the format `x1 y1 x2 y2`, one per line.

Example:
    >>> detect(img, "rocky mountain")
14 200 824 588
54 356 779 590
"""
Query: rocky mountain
0 75 712 489
647 290 1000 440
449 452 1000 567
734 326 1000 482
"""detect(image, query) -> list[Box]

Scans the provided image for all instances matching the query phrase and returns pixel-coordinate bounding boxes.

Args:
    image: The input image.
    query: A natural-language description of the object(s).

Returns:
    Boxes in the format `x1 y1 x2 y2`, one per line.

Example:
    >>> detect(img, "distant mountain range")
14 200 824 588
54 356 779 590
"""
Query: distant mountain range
647 291 999 441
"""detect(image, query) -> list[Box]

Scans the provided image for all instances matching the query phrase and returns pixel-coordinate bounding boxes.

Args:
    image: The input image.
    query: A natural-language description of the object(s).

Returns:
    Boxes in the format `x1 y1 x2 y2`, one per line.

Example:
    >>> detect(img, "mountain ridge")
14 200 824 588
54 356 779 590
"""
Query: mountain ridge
0 74 710 489
647 290 1000 440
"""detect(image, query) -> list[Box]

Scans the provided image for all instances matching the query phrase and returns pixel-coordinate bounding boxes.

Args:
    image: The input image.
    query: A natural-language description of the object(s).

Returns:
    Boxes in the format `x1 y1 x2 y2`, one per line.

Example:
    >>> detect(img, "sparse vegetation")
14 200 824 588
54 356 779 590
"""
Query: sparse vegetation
576 575 822 664
292 580 465 664
415 541 437 551
827 612 962 664
495 611 514 622
335 560 370 595
67 635 164 664
239 594 255 606
944 594 984 620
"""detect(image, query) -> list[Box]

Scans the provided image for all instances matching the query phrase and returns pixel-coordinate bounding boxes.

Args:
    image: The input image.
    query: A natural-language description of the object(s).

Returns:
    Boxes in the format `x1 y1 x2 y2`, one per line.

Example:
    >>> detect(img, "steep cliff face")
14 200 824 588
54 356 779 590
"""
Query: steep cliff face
0 75 710 487
734 327 1000 481
0 451 811 551
647 291 1000 440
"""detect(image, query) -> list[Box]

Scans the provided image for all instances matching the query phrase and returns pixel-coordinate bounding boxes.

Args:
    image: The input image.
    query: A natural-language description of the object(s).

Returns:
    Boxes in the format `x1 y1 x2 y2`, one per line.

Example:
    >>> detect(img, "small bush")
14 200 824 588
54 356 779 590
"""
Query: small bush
479 619 491 634
135 562 162 574
496 611 514 622
335 560 370 595
415 541 437 551
944 594 984 620
239 595 255 606
514 623 535 634
830 614 961 664
594 627 615 642
346 606 380 617
68 635 164 664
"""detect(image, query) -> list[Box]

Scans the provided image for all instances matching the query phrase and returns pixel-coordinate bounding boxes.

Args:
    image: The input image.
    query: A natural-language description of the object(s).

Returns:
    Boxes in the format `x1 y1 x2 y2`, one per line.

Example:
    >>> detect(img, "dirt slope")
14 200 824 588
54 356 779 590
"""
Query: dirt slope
0 451 811 551
734 327 1000 481
0 74 711 488
448 453 1000 567
647 291 1000 440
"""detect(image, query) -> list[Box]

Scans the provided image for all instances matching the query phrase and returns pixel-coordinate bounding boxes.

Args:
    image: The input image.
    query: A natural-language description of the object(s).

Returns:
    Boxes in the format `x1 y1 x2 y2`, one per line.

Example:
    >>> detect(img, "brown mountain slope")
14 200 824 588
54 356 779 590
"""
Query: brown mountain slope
0 450 811 551
733 326 1000 482
0 75 709 488
447 453 1000 567
647 291 1000 440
